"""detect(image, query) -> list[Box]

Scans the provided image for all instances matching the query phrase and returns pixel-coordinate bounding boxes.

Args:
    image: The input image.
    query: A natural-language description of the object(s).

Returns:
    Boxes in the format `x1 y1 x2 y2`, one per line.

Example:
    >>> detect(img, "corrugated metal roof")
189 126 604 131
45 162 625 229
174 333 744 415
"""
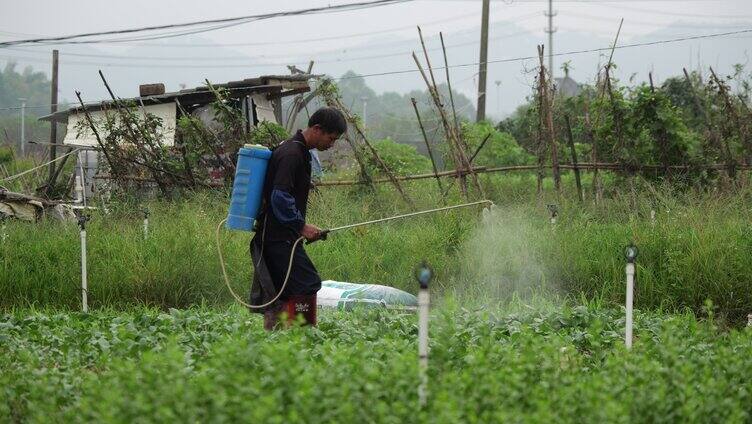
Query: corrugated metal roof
40 74 317 123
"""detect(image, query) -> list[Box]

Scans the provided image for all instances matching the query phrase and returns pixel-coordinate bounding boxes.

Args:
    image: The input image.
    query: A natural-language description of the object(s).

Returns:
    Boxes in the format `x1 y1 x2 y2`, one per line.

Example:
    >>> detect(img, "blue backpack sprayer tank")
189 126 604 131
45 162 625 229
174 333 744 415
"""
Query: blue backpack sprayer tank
225 144 272 232
215 143 495 310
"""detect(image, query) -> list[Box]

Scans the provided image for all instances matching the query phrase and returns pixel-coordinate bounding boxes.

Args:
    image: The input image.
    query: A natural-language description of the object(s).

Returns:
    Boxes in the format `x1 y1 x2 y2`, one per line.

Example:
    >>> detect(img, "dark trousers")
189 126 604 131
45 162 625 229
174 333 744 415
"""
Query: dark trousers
255 239 321 330
261 240 322 299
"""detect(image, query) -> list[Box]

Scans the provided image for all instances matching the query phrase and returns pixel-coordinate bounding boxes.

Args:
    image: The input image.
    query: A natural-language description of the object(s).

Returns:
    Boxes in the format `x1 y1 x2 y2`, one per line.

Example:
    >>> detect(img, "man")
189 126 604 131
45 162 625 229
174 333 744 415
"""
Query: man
251 107 347 330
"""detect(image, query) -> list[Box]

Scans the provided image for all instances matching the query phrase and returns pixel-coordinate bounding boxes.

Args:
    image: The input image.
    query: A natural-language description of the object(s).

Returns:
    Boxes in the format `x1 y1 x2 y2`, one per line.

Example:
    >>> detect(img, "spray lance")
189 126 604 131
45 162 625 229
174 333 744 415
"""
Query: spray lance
215 144 494 309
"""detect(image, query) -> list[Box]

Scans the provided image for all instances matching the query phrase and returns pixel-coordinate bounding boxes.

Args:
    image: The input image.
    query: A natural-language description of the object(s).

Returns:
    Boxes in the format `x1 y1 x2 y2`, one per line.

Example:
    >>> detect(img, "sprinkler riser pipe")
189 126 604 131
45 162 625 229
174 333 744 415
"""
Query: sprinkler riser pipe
418 289 429 407
80 229 88 313
143 218 149 239
74 176 83 203
625 262 635 349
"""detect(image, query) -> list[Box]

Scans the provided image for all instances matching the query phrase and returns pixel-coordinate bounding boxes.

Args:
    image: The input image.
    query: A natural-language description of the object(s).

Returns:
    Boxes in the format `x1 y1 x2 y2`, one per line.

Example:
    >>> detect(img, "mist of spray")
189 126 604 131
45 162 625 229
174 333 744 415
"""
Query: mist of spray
454 205 560 309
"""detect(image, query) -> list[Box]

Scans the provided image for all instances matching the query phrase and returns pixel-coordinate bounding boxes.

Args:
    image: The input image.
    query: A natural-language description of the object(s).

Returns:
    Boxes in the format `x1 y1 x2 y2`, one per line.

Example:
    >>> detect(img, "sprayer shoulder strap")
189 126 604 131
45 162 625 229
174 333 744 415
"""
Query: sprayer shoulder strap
249 234 281 313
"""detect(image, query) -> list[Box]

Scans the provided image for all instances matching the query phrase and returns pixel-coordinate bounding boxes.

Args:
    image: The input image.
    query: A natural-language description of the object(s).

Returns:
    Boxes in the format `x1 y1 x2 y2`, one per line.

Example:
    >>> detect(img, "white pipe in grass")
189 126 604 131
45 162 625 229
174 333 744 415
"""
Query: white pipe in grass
142 208 150 240
547 204 558 225
416 262 432 408
624 244 638 349
79 216 89 313
418 289 429 407
625 262 635 349
74 176 83 203
1 218 6 244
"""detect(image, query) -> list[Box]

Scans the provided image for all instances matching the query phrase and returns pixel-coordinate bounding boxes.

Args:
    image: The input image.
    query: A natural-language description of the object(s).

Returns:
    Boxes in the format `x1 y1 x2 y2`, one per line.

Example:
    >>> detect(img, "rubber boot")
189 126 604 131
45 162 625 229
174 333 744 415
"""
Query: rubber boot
263 295 317 330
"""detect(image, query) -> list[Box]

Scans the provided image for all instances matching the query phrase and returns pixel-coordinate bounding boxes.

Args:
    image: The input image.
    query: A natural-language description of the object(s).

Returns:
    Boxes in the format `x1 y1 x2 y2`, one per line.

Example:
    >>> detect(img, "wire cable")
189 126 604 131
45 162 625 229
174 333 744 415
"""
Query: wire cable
0 148 81 182
333 27 752 80
0 0 414 47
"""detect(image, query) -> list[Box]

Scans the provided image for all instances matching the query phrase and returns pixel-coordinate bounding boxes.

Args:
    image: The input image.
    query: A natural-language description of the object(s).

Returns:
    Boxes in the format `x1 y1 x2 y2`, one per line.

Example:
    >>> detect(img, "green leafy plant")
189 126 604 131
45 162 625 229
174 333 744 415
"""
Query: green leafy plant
365 138 431 176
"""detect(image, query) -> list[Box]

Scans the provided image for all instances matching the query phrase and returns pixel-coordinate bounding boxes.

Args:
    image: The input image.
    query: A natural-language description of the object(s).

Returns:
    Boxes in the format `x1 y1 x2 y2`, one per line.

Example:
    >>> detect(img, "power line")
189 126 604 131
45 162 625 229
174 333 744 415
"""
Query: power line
4 13 743 66
565 12 752 30
0 0 415 47
2 10 541 60
601 3 752 19
4 11 482 49
0 25 537 69
428 0 721 2
334 27 752 79
3 14 539 62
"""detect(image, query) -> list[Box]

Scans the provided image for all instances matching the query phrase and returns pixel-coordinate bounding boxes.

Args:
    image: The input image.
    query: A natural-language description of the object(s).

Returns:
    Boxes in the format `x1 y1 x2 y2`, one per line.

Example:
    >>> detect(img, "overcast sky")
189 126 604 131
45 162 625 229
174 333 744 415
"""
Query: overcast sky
1 0 751 117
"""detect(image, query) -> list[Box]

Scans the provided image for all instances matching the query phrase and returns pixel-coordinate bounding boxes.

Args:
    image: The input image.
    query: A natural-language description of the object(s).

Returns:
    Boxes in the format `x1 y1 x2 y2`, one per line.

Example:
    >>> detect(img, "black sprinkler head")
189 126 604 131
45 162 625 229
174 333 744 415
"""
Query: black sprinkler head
77 213 90 230
624 243 639 263
546 204 558 218
415 261 433 289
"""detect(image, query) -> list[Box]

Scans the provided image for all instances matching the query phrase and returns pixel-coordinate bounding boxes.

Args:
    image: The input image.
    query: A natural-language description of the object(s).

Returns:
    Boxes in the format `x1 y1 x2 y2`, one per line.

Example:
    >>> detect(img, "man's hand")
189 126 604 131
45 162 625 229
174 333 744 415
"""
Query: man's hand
300 223 323 242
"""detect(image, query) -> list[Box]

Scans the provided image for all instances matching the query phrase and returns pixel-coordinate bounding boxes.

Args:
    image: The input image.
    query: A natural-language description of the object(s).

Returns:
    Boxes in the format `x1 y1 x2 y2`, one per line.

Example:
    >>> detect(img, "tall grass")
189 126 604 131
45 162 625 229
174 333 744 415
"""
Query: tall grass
2 175 751 323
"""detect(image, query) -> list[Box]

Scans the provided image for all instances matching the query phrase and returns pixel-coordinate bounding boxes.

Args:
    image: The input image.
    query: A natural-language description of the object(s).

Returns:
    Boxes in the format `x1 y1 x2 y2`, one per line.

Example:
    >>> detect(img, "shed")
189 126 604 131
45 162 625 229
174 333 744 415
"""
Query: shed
39 74 314 197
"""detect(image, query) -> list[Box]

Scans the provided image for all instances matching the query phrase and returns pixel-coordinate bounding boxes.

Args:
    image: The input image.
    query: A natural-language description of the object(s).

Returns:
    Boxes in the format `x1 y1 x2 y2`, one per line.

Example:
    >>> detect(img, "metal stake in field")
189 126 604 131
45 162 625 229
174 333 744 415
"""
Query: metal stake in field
547 204 558 225
142 207 150 239
416 261 433 408
78 213 90 313
1 215 6 244
18 98 26 156
624 244 638 349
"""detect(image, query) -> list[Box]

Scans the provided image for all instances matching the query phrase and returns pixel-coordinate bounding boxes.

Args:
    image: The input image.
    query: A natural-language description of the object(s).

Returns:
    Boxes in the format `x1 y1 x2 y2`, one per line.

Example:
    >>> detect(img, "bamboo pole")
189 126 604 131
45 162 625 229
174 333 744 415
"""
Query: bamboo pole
537 45 561 194
412 52 468 197
412 32 483 197
564 114 583 202
411 97 445 201
440 32 460 135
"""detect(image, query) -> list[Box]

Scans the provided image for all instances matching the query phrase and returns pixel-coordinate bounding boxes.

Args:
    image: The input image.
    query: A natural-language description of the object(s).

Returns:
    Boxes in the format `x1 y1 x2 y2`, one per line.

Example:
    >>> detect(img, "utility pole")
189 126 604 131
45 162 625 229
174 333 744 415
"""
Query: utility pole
48 49 59 180
545 0 556 80
476 0 490 122
361 96 368 129
18 98 26 157
495 80 501 115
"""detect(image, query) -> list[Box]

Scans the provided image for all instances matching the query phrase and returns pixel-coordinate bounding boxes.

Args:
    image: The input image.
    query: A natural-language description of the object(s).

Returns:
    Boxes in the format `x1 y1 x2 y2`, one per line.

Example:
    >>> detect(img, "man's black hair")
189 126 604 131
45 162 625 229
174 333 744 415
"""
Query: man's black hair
308 107 347 135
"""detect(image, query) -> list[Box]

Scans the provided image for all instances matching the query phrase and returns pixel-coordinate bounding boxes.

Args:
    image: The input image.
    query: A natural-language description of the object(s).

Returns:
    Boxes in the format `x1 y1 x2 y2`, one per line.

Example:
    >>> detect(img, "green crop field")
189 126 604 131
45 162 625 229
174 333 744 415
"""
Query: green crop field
2 305 751 422
3 176 752 422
